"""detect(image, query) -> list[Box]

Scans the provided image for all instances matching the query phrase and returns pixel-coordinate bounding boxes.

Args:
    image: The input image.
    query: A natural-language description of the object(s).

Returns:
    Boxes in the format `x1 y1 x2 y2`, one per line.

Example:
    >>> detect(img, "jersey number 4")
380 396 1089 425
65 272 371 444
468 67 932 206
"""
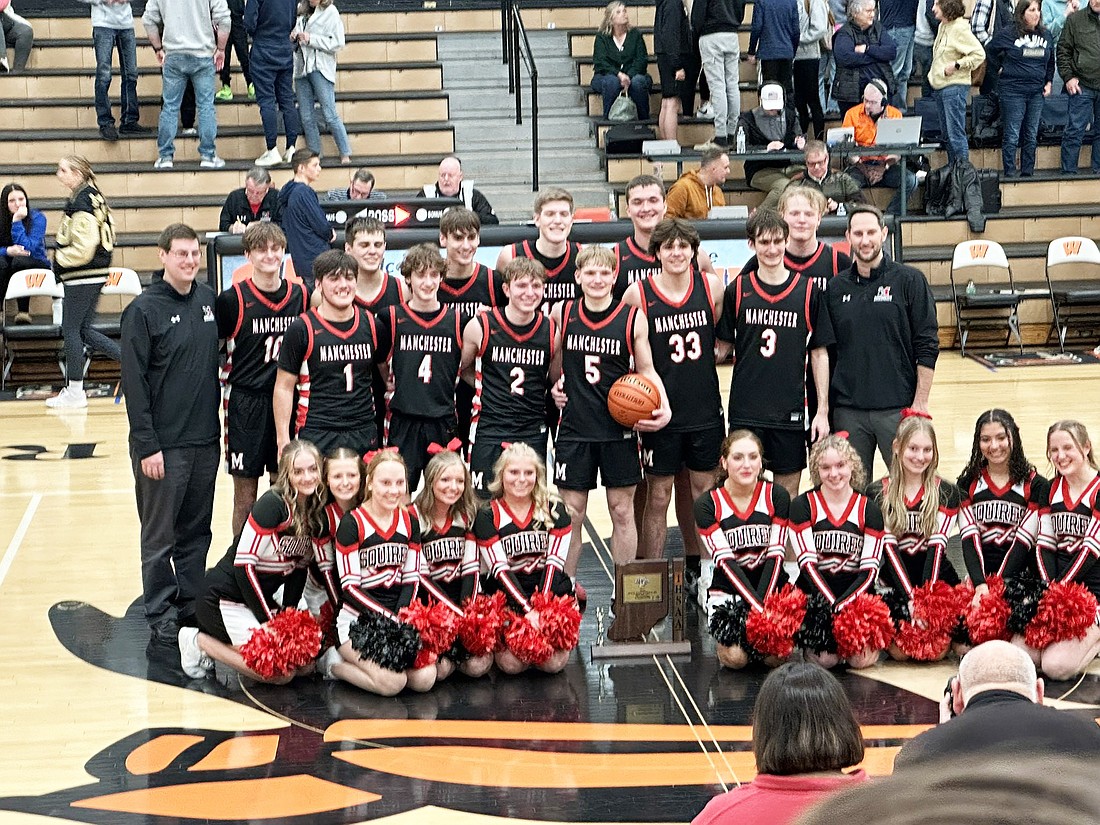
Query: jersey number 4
417 354 432 383
668 331 702 363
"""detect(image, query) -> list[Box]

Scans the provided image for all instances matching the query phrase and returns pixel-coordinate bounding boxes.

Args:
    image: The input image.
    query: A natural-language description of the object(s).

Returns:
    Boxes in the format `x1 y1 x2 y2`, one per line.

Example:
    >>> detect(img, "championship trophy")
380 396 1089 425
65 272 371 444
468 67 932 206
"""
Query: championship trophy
590 557 692 659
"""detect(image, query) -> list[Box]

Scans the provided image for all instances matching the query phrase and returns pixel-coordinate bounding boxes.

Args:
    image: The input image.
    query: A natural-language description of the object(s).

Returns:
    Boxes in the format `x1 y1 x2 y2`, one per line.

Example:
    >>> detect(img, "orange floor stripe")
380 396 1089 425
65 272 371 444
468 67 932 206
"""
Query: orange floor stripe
188 735 280 772
71 775 381 819
123 735 205 776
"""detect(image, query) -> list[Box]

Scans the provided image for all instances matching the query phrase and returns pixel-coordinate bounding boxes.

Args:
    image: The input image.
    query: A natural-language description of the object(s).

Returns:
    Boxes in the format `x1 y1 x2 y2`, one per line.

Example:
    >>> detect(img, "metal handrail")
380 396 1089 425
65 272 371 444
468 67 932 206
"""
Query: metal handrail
500 0 539 190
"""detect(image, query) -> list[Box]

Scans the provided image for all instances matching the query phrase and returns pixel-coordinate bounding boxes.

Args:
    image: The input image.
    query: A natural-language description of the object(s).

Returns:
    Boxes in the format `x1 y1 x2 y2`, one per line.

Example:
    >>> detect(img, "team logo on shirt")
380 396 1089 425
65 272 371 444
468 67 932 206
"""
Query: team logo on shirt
873 286 893 303
203 305 215 323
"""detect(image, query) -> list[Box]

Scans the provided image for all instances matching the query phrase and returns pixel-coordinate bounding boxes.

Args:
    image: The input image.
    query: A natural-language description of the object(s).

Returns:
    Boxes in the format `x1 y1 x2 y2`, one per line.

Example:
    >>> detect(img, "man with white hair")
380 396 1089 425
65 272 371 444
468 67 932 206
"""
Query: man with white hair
419 156 498 225
894 640 1100 769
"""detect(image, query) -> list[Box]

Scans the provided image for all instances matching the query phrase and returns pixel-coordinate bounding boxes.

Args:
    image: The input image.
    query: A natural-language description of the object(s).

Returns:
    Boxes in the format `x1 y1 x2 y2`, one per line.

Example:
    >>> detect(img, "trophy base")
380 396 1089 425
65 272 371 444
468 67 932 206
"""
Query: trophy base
590 639 692 660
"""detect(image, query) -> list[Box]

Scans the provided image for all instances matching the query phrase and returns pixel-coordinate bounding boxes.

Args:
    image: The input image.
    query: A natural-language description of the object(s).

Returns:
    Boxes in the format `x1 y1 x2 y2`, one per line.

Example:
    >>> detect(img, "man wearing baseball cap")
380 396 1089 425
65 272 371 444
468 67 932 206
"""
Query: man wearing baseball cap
737 83 806 202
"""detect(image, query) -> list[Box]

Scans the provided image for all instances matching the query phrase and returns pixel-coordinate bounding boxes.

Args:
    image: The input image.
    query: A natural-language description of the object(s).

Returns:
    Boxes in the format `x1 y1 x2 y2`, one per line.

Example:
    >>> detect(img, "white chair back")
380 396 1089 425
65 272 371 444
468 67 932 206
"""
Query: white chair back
3 268 57 301
99 267 142 296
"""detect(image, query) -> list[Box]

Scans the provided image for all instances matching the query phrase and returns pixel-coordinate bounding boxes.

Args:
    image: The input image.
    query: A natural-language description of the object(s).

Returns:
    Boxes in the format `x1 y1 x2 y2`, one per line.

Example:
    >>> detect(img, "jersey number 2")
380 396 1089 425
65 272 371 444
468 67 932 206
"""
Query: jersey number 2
509 366 525 395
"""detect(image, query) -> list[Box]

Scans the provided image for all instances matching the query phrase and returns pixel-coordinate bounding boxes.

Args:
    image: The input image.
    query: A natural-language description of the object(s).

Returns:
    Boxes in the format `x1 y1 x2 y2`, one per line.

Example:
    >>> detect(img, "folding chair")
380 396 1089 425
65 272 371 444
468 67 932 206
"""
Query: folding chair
1045 237 1100 353
949 240 1021 357
2 268 62 389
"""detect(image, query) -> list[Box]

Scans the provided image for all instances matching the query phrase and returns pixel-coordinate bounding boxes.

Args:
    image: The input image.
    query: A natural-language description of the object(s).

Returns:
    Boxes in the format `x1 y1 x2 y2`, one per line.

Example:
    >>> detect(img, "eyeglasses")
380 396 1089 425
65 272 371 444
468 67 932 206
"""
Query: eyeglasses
169 250 202 259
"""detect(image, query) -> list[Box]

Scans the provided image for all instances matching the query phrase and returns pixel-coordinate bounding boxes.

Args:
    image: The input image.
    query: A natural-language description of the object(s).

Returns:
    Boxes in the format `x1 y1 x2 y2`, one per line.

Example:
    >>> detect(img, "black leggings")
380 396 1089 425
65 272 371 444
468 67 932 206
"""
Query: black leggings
793 57 825 140
220 22 251 87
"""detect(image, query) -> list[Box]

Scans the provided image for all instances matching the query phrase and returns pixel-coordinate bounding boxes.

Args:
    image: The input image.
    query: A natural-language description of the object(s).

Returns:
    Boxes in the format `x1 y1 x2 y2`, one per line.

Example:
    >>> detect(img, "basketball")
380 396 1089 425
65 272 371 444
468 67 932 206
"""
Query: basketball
607 373 661 428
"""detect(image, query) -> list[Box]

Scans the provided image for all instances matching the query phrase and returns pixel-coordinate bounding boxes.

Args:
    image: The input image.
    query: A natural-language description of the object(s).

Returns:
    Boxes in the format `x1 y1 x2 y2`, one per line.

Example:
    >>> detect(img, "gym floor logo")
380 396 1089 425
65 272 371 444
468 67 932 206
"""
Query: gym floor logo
6 598 1099 823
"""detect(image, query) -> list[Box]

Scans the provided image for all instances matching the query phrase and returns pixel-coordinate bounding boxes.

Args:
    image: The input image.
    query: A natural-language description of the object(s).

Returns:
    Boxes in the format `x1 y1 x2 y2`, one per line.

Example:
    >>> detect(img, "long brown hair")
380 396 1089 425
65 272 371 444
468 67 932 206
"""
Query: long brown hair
323 447 366 511
272 439 328 538
881 416 941 539
414 450 476 531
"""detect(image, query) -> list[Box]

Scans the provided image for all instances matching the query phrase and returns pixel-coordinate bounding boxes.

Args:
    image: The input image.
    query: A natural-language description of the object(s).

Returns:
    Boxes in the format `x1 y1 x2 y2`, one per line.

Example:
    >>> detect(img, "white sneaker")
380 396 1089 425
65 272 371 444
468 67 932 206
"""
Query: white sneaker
696 101 716 120
178 627 213 679
319 646 342 681
914 169 928 183
283 145 297 165
45 386 88 409
0 56 9 74
255 147 282 167
153 156 173 169
200 155 226 169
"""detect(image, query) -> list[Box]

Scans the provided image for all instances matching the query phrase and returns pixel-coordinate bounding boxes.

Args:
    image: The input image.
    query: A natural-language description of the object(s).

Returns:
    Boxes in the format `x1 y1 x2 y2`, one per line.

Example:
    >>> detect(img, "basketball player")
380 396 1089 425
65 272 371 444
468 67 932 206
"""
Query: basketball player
460 257 558 498
383 243 463 490
216 222 310 536
622 218 725 563
715 208 833 498
495 187 583 311
274 250 384 457
551 245 670 583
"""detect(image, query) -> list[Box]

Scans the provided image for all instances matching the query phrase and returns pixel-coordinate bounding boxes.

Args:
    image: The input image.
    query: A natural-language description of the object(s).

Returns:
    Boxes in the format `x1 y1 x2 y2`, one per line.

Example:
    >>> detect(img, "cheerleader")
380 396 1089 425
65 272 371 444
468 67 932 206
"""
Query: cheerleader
412 447 493 679
322 450 437 695
182 440 326 683
303 448 365 618
1018 421 1100 680
694 430 789 669
474 442 576 675
956 409 1048 601
872 414 961 662
790 433 887 669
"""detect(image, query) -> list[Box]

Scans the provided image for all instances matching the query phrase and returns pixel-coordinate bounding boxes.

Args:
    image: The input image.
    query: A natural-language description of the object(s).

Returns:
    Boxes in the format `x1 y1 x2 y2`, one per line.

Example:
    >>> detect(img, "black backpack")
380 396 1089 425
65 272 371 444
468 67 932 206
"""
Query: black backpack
970 94 1002 149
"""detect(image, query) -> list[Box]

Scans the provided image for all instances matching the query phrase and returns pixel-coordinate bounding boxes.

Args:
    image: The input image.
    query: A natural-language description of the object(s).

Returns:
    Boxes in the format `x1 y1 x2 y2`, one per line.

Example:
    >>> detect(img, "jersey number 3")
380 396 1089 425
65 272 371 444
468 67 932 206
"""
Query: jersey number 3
759 329 777 358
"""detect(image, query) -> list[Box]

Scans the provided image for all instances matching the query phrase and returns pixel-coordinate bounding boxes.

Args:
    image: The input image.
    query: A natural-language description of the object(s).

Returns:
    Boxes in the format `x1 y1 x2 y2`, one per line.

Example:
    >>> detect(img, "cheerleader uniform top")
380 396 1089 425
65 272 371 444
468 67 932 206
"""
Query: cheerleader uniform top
872 477 961 595
335 504 421 619
1034 474 1100 594
308 500 348 608
693 481 790 610
957 469 1048 585
414 505 479 609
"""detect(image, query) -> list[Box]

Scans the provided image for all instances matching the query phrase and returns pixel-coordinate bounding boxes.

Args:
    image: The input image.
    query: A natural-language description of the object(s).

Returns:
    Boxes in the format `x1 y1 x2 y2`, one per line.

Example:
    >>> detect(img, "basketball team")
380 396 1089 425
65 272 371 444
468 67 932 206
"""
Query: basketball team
119 176 1100 695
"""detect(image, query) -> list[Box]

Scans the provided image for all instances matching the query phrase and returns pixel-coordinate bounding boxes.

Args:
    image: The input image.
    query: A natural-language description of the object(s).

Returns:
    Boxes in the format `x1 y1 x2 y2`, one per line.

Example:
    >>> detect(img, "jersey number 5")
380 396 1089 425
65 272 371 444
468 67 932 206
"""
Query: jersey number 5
669 331 702 363
584 354 601 384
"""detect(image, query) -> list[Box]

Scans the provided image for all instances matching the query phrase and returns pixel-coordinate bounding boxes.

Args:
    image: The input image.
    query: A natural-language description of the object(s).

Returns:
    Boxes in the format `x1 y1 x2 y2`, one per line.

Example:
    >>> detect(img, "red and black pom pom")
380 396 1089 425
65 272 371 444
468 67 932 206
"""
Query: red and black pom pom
458 592 507 656
348 610 421 672
502 610 554 665
962 575 1013 645
530 591 582 651
745 585 807 660
794 592 837 654
1025 581 1099 650
833 593 894 660
893 580 962 661
239 608 323 680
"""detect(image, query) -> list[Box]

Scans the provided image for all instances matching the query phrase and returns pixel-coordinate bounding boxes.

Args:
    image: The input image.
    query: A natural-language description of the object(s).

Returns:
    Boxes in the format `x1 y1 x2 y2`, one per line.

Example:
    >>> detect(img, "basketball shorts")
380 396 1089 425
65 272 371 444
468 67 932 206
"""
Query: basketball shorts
224 387 279 477
744 425 808 475
469 431 547 498
298 422 378 459
553 437 642 491
641 424 724 477
387 410 458 492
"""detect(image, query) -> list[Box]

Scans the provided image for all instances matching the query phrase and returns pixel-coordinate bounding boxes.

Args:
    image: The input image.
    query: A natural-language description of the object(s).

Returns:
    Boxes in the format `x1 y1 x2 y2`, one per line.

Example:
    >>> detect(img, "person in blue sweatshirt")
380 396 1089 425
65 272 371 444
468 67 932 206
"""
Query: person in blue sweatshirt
748 0 801 96
987 0 1055 176
246 0 302 168
279 151 335 291
0 182 49 322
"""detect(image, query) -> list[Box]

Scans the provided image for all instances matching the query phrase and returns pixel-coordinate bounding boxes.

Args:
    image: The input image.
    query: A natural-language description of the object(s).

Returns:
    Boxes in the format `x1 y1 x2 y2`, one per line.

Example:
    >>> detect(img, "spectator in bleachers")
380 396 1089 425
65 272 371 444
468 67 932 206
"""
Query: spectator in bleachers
247 0 302 168
653 0 690 141
591 2 652 121
738 84 807 205
691 663 868 825
665 144 729 218
279 150 336 291
881 0 919 109
987 0 1055 178
1041 0 1075 91
79 0 150 142
216 0 253 101
970 0 1015 94
794 0 830 139
691 0 745 148
0 3 33 73
929 0 985 165
831 0 897 117
419 156 499 225
324 167 387 201
48 155 121 410
747 0 801 95
843 79 915 214
293 0 352 165
0 182 48 324
823 0 850 115
1056 0 1100 175
143 0 231 170
913 0 939 99
219 167 282 233
780 140 865 212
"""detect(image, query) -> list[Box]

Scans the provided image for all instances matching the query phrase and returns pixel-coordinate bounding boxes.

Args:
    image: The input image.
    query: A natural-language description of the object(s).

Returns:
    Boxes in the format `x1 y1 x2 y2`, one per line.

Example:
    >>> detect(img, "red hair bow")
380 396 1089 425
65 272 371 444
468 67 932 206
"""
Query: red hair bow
363 446 400 463
427 437 463 455
901 408 933 421
500 441 513 449
834 430 850 440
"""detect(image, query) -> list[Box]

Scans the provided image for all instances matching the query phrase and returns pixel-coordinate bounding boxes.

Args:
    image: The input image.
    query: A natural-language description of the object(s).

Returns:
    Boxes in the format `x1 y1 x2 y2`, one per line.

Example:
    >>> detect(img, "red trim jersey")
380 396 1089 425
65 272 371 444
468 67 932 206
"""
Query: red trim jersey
1036 475 1100 593
739 242 851 294
874 478 961 594
473 498 572 614
439 263 504 324
612 235 663 300
353 272 403 315
414 505 479 608
957 470 1048 584
216 278 309 392
508 239 584 311
385 303 463 419
638 272 722 432
789 489 885 609
278 307 380 432
694 481 790 610
309 501 348 608
557 299 638 442
335 505 421 620
470 308 556 441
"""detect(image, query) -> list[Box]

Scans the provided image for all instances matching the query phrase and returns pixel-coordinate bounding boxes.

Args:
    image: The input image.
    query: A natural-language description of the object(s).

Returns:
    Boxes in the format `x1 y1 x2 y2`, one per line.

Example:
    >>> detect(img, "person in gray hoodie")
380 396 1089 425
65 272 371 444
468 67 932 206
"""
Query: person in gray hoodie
79 0 151 141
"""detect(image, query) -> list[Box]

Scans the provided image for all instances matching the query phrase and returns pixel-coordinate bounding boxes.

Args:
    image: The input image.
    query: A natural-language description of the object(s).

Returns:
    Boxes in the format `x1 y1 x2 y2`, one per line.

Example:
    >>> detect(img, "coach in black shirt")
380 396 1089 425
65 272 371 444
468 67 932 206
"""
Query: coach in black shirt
121 223 220 654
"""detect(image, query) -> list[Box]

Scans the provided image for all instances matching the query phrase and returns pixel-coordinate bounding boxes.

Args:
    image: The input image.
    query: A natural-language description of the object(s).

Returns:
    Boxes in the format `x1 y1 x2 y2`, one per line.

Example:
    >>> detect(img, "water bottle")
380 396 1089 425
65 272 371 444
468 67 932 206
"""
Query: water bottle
966 279 976 296
836 202 846 217
608 190 618 222
735 126 746 154
52 298 63 324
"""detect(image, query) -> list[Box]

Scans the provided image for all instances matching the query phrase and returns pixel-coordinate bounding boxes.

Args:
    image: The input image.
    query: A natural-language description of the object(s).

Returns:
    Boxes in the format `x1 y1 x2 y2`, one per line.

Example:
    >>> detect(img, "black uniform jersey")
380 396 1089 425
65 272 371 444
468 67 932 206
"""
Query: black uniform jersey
216 279 309 393
509 239 583 310
957 470 1048 583
789 489 885 608
471 308 555 440
875 478 961 594
335 505 421 619
740 242 851 294
638 273 722 432
386 303 463 419
414 506 478 607
558 299 638 442
354 273 403 315
612 236 663 300
439 263 504 324
694 481 790 609
717 272 834 430
473 498 572 614
1037 475 1100 594
278 307 379 432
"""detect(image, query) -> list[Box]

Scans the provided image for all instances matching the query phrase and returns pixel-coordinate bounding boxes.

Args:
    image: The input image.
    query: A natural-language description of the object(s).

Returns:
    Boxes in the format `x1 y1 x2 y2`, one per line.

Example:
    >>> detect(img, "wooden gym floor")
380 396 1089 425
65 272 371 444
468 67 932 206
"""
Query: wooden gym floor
1 357 1099 824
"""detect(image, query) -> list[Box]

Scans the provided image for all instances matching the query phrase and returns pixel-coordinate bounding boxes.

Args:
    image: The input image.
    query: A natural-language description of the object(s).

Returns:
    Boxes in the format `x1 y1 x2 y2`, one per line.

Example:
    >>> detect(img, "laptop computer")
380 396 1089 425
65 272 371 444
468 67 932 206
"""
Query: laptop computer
826 126 854 146
875 116 923 146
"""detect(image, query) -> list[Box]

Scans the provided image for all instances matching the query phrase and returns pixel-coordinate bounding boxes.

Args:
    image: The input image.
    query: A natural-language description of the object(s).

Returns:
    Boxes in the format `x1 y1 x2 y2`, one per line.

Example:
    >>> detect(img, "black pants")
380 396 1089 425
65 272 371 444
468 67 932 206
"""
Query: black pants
220 20 251 87
793 57 825 139
1 12 33 71
762 59 794 99
0 255 48 313
132 443 219 633
61 280 121 381
181 79 196 129
680 39 708 115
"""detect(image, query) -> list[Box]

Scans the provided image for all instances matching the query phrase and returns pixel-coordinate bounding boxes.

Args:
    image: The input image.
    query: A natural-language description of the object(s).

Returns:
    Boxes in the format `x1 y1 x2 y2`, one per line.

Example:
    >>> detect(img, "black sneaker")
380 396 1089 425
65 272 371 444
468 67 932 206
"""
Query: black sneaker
119 122 152 135
99 124 119 141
